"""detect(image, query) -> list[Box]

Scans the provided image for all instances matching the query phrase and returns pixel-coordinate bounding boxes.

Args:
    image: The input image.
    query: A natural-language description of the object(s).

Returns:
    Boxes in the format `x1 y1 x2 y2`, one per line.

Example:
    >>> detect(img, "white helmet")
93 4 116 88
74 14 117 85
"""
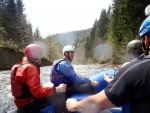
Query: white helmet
63 45 76 55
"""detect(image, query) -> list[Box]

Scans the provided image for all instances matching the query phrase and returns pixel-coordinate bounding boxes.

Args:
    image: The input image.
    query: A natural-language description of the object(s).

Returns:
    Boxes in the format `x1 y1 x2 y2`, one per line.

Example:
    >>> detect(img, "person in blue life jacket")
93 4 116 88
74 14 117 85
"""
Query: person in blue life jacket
104 39 143 113
66 10 150 113
50 45 100 113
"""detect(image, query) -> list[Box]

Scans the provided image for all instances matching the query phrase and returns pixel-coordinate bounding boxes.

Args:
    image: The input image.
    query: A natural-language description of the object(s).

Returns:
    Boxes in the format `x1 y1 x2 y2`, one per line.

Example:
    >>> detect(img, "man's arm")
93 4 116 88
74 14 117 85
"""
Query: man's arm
66 90 116 113
58 62 91 83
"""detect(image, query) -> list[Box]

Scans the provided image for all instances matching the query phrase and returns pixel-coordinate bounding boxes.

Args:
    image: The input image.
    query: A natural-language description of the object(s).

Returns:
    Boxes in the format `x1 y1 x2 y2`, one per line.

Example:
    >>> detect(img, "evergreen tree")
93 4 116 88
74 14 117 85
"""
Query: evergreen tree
16 0 23 15
0 0 32 50
107 5 112 21
85 19 97 61
33 27 42 40
108 0 149 64
44 36 61 61
0 0 7 40
96 9 109 41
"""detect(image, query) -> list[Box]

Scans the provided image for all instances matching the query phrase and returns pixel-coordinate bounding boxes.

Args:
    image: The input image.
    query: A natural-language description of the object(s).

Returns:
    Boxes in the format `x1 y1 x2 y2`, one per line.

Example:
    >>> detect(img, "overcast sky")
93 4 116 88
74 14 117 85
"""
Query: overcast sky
23 0 112 38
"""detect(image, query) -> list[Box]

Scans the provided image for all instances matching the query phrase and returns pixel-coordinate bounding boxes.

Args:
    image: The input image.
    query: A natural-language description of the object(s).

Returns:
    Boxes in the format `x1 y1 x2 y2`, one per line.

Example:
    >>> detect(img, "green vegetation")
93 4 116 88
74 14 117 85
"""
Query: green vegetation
0 0 149 65
0 0 32 50
84 0 149 65
108 0 149 64
43 36 62 61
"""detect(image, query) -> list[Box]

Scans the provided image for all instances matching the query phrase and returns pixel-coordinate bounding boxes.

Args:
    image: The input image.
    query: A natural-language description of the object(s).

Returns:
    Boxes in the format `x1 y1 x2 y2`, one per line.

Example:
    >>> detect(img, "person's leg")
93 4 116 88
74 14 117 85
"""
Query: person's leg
17 96 54 113
66 86 79 97
74 83 97 94
53 93 71 113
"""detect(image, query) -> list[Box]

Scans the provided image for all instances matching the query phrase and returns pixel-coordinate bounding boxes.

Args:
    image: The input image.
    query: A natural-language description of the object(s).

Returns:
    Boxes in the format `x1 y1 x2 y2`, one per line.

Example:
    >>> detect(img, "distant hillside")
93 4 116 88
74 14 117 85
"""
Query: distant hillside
45 28 113 64
43 29 91 62
53 29 91 46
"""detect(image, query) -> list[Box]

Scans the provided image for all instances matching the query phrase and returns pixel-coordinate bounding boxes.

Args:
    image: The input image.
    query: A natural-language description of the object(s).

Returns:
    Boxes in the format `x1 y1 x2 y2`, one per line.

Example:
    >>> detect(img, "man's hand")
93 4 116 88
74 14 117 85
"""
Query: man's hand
104 74 113 83
91 80 100 87
66 98 78 112
56 83 66 93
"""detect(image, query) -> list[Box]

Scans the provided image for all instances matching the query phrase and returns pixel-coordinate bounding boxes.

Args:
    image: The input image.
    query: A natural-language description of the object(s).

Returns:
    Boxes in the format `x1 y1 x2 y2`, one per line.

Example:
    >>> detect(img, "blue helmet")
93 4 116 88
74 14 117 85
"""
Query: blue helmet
139 16 150 37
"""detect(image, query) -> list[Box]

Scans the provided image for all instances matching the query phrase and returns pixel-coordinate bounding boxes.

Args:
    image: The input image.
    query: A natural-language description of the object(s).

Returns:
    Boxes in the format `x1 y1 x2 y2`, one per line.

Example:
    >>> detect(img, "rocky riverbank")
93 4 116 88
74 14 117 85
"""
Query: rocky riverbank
0 47 53 70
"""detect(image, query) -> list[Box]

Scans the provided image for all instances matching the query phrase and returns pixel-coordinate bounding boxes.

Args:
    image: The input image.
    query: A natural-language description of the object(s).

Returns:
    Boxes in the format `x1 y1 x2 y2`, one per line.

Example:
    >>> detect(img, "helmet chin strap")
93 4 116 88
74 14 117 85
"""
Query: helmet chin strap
138 37 150 60
143 37 150 55
27 57 40 67
64 52 72 62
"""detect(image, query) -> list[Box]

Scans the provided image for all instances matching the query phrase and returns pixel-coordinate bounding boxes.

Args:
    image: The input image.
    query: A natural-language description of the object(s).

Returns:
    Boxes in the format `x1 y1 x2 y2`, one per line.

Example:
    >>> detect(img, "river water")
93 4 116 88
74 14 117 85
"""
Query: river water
0 64 118 113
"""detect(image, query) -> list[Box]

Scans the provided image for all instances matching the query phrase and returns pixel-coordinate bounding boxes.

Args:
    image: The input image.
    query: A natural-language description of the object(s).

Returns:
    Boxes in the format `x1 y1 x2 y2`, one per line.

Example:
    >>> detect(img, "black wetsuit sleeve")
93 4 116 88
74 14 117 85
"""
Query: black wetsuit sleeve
104 61 145 106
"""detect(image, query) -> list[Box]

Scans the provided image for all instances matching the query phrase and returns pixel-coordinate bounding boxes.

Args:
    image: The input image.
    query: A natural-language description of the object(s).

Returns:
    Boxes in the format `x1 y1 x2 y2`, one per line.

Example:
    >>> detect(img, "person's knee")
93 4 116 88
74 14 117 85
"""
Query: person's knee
79 83 96 94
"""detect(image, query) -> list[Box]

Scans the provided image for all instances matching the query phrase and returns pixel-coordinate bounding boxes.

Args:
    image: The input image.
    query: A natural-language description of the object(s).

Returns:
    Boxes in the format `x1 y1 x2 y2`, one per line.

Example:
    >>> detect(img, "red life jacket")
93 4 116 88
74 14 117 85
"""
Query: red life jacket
10 63 32 99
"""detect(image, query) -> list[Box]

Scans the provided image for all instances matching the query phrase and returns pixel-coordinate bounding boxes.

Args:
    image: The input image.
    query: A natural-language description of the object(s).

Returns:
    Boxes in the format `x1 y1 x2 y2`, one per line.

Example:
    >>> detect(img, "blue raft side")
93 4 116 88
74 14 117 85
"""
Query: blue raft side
90 69 117 92
40 69 119 113
70 69 122 113
70 69 117 101
40 103 55 113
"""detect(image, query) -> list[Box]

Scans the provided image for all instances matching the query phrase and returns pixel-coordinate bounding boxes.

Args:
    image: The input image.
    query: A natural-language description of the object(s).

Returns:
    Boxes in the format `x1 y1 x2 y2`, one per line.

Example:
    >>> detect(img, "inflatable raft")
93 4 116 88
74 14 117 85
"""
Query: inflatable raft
8 69 122 113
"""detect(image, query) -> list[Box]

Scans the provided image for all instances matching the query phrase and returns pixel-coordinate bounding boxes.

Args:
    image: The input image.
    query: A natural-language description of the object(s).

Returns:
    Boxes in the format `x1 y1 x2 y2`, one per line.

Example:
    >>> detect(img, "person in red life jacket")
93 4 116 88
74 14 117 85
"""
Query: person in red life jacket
10 44 66 113
50 45 100 113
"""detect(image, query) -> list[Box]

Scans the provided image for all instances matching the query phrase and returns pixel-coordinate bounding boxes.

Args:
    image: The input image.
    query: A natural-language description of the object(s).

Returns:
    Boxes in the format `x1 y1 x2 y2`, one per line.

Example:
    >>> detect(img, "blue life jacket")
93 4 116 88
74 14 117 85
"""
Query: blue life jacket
50 59 73 89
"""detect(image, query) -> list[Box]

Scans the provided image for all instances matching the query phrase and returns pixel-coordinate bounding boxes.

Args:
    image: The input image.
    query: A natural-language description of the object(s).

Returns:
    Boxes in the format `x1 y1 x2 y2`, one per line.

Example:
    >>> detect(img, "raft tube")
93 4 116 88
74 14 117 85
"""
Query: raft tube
70 69 122 113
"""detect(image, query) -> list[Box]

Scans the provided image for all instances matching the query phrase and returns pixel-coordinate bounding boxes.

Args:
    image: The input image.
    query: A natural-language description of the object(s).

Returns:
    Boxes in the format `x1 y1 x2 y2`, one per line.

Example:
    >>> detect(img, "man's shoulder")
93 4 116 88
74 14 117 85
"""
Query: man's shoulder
53 59 65 64
20 63 37 71
53 59 70 67
121 61 131 67
142 55 150 59
58 60 70 65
